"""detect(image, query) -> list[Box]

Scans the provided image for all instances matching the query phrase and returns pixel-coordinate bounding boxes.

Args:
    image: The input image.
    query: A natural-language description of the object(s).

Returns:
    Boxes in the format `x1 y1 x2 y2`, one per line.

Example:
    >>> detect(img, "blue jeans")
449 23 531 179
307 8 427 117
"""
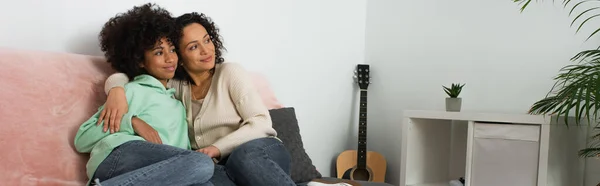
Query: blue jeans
92 140 214 186
208 137 295 186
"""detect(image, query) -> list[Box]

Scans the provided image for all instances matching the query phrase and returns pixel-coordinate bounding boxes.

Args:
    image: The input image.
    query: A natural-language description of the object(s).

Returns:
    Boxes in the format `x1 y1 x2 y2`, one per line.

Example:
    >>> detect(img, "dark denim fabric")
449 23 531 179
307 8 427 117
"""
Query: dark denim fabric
93 140 214 186
208 137 295 186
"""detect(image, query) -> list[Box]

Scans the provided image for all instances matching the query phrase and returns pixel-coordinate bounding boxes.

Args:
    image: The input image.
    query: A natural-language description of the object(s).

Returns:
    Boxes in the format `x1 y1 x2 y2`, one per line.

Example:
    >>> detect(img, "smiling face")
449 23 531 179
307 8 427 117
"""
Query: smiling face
178 23 216 74
140 37 178 83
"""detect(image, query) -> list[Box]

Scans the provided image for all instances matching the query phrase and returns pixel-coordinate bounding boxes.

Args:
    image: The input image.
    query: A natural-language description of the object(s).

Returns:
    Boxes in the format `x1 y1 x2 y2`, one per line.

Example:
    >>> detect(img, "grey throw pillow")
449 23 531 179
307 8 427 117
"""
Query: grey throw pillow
270 107 322 183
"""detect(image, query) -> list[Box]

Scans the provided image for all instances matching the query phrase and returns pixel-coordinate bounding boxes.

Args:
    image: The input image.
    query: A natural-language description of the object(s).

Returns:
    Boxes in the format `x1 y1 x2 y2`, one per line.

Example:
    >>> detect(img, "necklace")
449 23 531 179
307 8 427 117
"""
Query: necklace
191 77 212 100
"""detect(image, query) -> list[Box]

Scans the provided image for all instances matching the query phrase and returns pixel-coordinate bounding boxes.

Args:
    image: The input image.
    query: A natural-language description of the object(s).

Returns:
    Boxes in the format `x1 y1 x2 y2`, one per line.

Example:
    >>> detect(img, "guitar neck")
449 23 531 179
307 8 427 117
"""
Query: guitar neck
357 89 368 169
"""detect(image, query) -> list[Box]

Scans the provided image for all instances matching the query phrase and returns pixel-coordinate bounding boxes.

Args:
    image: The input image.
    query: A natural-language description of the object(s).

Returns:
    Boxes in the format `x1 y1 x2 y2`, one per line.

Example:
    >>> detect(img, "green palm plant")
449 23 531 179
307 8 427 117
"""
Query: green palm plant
512 0 600 158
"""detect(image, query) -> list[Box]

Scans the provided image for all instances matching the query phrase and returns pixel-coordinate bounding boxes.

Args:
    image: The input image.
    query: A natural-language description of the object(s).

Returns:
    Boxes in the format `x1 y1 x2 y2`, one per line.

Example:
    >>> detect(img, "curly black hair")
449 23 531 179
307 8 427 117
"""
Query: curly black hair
99 3 177 80
172 12 226 82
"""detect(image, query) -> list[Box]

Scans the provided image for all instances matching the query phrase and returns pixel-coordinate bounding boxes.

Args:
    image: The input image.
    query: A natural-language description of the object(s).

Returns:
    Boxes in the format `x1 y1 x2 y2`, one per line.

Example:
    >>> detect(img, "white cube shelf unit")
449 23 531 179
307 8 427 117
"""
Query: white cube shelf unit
400 110 590 186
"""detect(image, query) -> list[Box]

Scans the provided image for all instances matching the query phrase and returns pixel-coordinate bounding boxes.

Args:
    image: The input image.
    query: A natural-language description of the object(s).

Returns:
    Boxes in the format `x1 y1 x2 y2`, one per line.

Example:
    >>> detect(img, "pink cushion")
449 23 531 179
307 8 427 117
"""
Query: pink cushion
248 72 283 109
0 47 282 185
0 48 113 186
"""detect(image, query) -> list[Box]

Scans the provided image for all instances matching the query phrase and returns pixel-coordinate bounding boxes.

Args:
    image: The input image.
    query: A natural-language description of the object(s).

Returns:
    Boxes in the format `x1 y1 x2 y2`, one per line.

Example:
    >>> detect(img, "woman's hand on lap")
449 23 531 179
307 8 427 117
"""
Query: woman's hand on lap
132 117 162 144
196 145 221 158
97 87 128 133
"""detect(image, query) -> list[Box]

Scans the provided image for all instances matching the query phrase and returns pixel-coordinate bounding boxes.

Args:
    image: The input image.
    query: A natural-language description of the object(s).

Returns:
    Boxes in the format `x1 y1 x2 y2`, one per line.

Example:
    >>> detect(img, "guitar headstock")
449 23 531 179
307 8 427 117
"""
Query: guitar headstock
353 64 371 90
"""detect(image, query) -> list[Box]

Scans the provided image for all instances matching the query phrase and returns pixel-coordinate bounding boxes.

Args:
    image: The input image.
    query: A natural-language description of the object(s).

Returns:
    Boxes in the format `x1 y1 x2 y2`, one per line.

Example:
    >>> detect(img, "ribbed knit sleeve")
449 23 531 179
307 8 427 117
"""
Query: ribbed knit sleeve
211 64 277 157
104 73 130 95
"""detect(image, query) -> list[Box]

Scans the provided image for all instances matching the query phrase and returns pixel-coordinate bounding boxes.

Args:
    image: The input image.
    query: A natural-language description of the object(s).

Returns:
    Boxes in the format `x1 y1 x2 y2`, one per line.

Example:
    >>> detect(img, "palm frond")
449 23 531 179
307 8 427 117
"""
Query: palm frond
571 49 600 62
568 0 600 16
568 0 600 40
513 0 534 12
591 130 600 139
571 7 600 27
515 0 600 41
580 128 600 158
564 0 575 8
528 58 600 126
579 147 600 157
512 0 577 12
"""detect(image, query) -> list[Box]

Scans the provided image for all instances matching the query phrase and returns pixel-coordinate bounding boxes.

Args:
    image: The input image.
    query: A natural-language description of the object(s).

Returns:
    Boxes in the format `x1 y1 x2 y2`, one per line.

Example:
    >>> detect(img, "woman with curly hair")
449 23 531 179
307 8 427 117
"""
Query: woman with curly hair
98 11 296 186
74 4 214 186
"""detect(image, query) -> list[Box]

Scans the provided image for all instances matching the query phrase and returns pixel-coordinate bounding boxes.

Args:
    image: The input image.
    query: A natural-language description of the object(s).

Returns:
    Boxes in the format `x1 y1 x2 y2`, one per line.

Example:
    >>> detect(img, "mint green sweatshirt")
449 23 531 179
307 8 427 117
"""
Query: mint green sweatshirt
74 74 190 180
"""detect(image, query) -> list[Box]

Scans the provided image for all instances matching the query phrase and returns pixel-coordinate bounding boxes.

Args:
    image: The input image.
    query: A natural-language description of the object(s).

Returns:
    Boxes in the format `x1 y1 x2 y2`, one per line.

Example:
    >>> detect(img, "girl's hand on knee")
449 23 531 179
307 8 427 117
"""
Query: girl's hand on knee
97 86 129 133
196 145 221 158
132 117 162 144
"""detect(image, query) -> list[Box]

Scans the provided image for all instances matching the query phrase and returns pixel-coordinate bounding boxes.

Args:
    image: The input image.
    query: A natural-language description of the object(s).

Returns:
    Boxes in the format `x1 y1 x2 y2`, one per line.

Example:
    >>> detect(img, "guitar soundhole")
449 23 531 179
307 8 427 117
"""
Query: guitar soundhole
352 168 371 181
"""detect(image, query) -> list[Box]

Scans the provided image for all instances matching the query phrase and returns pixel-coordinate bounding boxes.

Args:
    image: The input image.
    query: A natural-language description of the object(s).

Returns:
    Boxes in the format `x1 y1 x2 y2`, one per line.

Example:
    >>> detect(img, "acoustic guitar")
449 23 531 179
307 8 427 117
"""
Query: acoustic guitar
336 64 387 183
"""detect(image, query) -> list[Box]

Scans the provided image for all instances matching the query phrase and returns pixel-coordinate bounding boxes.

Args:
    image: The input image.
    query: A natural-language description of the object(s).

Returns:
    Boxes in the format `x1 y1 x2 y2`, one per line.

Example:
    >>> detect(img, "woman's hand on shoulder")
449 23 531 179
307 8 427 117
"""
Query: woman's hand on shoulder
97 86 129 133
196 145 221 158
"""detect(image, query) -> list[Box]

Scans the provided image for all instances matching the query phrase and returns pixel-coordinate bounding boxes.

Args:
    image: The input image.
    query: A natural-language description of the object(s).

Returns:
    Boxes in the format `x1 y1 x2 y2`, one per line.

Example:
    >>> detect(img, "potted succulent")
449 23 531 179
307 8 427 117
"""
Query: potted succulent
443 83 465 112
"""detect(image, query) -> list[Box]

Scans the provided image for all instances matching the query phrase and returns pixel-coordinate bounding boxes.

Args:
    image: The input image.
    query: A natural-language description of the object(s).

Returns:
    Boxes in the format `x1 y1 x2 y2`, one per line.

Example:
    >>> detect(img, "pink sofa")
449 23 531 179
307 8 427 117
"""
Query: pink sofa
0 48 283 186
0 47 397 186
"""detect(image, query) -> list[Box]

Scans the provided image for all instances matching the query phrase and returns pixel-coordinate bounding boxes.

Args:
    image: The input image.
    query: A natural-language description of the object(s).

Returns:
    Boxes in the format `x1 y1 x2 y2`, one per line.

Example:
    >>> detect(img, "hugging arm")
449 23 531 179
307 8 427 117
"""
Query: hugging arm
97 73 130 133
74 87 137 152
94 73 163 144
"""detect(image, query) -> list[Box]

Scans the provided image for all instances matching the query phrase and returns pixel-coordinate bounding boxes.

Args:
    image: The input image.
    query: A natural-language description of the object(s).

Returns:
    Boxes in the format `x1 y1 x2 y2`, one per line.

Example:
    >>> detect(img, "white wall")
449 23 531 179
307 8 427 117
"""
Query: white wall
0 0 367 178
365 0 600 185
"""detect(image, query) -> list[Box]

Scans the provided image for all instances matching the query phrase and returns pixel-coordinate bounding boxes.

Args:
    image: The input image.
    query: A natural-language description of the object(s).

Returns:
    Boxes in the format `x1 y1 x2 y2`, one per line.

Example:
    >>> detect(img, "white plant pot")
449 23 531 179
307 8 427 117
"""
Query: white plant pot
446 97 462 112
